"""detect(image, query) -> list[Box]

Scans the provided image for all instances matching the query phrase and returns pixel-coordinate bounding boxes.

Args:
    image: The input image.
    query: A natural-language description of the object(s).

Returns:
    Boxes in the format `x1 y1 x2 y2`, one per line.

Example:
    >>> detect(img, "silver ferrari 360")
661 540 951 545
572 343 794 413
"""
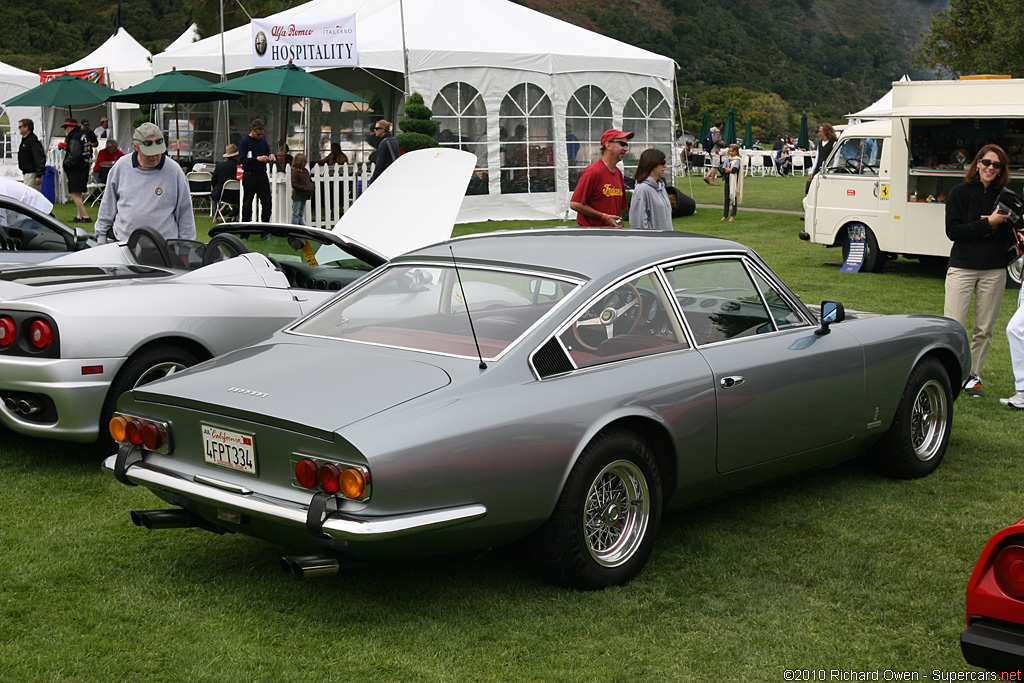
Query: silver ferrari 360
0 148 474 447
104 227 970 589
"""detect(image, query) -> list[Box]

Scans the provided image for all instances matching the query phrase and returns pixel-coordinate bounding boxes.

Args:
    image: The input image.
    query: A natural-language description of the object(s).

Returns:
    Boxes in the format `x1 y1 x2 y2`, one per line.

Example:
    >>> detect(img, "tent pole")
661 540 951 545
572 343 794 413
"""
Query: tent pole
671 66 695 197
398 0 411 112
220 0 229 149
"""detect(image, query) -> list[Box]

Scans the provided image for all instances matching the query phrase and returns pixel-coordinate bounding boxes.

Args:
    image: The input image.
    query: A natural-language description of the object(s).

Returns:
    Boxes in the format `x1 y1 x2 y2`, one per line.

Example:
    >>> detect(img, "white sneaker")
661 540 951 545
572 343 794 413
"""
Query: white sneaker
999 391 1024 409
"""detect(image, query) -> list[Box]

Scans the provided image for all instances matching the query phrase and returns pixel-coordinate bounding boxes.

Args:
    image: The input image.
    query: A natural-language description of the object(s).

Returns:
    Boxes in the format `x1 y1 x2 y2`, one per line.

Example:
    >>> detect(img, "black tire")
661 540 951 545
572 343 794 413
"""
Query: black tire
869 357 952 479
530 429 662 589
841 223 886 273
96 345 199 453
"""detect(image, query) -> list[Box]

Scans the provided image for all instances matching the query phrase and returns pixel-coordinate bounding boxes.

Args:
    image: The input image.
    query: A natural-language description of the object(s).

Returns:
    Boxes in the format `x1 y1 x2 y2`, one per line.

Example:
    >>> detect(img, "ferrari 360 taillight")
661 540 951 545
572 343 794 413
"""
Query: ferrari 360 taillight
28 319 53 349
994 543 1024 600
0 316 15 348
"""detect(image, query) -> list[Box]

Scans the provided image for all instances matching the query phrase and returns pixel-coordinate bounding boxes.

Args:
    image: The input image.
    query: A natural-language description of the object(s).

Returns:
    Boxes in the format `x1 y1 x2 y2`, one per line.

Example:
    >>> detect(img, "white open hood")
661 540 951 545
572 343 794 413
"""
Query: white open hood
322 147 476 261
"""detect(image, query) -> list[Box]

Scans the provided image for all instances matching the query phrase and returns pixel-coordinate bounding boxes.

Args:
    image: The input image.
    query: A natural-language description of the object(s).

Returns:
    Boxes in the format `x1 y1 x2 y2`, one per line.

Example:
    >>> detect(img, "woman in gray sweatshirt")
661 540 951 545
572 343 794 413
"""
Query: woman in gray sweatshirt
629 148 673 231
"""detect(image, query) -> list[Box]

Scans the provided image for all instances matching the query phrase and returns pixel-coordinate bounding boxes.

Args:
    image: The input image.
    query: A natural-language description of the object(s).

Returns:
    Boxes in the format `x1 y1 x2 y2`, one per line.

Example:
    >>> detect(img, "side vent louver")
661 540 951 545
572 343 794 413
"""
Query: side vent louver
532 338 573 378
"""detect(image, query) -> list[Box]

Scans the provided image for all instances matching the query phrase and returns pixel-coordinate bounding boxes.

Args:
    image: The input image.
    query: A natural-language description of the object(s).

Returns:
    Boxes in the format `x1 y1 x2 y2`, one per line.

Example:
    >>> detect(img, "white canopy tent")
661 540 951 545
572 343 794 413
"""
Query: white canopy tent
45 28 154 148
0 60 42 162
153 0 677 221
165 24 200 54
848 75 911 122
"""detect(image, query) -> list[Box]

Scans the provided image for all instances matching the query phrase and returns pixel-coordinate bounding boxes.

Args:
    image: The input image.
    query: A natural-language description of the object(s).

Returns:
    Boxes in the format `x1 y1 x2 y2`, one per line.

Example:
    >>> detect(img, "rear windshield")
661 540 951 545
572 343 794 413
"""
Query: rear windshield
291 264 577 360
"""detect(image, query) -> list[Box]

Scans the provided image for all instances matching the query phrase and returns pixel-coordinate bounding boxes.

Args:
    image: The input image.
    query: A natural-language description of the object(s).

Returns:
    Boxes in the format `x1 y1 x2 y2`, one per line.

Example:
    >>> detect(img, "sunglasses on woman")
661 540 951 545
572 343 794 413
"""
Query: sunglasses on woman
979 158 1003 170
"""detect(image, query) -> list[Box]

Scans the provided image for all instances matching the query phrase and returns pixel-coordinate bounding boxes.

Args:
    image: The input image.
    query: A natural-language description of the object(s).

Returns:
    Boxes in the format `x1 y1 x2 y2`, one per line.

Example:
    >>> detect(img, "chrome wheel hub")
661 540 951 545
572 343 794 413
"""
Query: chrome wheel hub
911 379 947 461
584 459 650 567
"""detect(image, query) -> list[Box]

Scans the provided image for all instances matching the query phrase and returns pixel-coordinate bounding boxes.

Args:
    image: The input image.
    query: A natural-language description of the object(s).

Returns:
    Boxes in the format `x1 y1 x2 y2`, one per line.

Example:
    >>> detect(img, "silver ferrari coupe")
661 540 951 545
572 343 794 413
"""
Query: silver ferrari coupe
104 228 970 589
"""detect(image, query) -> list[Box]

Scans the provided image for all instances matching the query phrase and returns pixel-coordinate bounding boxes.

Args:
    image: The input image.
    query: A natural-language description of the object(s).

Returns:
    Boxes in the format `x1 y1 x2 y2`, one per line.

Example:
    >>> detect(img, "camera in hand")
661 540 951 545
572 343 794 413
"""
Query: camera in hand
996 186 1024 225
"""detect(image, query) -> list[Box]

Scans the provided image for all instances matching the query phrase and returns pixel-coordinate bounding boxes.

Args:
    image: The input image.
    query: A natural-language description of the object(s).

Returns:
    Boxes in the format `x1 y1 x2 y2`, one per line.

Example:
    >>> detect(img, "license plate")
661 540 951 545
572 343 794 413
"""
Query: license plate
202 424 257 475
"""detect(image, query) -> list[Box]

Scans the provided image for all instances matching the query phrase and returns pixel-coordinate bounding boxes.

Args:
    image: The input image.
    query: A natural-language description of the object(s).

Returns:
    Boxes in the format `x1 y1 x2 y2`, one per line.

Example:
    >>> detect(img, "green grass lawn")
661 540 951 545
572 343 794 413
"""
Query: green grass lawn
8 177 1022 681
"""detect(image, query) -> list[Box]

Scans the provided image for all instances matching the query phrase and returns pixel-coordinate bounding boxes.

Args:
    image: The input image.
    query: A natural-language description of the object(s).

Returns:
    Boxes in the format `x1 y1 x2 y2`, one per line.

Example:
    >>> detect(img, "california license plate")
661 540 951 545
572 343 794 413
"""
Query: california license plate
202 424 257 475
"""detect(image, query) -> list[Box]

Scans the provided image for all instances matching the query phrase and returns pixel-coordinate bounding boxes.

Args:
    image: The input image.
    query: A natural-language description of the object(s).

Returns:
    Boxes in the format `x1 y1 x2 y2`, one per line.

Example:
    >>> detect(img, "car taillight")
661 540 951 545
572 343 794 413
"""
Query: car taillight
317 462 343 493
28 319 53 349
341 467 367 499
109 413 172 453
994 543 1024 599
0 317 15 348
294 459 368 499
295 459 319 488
124 419 145 446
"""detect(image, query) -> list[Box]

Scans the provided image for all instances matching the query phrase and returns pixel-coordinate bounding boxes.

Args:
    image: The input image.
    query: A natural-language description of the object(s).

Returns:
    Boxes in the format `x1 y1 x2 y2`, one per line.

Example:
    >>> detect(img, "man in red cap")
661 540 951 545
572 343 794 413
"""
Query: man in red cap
570 128 633 227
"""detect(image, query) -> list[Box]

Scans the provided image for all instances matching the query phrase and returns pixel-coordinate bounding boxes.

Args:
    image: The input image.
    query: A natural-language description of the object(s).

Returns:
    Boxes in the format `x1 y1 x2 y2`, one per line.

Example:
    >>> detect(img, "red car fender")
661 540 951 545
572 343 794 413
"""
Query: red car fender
965 516 1024 625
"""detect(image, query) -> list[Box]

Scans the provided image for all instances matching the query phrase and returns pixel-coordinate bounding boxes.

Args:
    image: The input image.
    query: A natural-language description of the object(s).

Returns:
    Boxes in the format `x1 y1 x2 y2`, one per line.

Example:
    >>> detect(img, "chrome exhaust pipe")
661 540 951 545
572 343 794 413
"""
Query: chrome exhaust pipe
280 555 340 578
131 509 195 530
17 399 40 415
3 397 18 412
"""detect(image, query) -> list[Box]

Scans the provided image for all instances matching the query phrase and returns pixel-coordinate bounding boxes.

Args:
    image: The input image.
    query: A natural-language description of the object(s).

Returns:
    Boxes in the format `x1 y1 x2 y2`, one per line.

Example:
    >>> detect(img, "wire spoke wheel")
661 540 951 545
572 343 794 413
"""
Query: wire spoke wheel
583 459 650 567
910 379 947 461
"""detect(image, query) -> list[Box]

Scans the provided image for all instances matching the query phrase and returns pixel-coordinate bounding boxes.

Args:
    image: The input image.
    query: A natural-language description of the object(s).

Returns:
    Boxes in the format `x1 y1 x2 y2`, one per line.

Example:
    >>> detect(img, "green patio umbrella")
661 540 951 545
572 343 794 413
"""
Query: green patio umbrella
213 63 367 161
108 68 245 162
211 63 367 102
3 72 116 116
743 119 754 148
723 107 737 147
798 113 810 149
698 110 711 143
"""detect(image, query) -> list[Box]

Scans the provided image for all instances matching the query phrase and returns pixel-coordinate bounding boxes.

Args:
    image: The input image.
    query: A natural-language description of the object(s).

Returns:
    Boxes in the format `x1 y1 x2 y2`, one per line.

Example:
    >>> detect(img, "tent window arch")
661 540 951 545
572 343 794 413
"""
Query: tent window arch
432 83 488 196
623 87 673 184
566 86 613 191
499 83 554 195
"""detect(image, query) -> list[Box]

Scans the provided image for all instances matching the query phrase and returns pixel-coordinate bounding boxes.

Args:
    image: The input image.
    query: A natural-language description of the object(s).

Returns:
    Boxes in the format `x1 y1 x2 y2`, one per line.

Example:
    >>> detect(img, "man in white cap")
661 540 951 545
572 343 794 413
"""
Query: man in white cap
95 122 195 243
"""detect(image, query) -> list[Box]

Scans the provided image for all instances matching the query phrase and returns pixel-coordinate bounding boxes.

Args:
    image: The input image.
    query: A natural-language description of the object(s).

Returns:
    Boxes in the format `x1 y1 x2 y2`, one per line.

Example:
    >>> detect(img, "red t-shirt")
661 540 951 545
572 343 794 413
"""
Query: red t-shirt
571 159 625 226
93 148 125 172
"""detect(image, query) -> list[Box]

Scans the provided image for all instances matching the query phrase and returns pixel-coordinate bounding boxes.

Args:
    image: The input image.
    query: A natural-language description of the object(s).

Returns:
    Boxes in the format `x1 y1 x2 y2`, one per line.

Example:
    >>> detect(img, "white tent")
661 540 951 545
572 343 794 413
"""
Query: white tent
153 0 677 221
0 60 43 163
46 28 154 148
848 75 911 122
165 24 200 54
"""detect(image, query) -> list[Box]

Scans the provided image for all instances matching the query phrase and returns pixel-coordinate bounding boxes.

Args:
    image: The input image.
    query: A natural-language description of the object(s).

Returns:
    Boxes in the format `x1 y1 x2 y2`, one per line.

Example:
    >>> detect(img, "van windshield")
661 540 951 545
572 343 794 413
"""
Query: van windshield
827 137 884 176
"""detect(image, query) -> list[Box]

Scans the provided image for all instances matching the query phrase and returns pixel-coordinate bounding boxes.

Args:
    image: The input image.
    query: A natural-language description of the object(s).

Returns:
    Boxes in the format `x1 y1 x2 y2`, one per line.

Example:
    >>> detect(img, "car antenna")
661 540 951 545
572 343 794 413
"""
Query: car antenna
450 246 487 369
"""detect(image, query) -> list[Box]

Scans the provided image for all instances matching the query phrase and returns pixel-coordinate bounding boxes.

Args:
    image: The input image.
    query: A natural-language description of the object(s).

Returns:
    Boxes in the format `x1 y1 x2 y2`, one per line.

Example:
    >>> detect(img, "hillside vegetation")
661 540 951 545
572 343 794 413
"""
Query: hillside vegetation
1 0 944 136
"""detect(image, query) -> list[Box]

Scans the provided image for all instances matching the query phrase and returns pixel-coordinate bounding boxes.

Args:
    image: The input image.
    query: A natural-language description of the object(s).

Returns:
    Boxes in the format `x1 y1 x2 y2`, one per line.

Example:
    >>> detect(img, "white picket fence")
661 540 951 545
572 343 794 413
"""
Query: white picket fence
236 162 372 228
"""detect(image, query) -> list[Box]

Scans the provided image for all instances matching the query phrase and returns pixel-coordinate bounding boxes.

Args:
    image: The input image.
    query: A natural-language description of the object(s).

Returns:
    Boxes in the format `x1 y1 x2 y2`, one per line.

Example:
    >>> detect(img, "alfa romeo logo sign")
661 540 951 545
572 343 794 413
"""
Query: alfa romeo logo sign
254 31 268 57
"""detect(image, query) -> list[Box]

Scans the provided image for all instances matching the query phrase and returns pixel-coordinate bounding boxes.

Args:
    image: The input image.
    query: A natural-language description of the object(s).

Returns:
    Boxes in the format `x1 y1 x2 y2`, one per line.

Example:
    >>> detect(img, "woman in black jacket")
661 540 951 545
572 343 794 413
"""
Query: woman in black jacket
944 143 1014 397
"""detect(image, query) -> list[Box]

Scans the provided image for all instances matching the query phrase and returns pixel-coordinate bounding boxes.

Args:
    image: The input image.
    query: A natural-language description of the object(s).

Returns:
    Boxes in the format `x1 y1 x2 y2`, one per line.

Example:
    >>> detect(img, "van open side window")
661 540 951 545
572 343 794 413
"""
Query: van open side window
826 137 884 176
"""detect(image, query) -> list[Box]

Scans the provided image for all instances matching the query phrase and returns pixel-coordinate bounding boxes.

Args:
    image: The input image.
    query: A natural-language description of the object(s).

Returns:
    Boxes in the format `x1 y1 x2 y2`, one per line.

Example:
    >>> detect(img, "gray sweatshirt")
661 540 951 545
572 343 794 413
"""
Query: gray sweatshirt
629 177 673 231
96 152 196 242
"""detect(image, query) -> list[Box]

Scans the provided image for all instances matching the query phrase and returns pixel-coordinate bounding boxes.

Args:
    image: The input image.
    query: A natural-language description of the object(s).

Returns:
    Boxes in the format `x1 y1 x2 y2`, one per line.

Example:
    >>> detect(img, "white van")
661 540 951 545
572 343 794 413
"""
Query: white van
800 78 1024 283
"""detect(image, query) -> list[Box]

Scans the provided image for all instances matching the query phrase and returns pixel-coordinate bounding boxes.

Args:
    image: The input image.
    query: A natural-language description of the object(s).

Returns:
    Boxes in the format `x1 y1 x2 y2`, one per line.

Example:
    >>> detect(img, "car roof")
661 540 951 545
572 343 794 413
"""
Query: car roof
394 228 750 281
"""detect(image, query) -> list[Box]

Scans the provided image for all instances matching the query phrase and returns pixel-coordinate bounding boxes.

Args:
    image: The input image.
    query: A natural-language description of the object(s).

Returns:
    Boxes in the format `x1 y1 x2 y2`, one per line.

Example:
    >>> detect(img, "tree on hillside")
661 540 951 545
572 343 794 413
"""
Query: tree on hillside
915 0 1024 77
181 0 296 38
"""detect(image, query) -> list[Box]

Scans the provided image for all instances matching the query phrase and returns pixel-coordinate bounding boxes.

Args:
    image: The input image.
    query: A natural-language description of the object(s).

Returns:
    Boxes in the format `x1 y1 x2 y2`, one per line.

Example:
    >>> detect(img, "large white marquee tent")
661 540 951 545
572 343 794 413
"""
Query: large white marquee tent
1 60 43 164
154 0 678 221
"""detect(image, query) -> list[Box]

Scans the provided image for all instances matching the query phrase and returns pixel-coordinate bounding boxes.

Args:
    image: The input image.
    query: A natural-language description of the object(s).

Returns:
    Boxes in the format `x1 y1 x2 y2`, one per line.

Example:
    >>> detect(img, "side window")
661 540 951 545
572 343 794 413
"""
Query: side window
558 270 689 368
665 259 775 345
749 269 806 330
0 205 67 252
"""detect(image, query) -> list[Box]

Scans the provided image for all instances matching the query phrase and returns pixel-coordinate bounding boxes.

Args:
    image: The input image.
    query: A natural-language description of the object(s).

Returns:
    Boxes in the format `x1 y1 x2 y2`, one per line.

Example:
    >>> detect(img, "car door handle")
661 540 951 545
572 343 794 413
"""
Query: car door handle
720 376 745 388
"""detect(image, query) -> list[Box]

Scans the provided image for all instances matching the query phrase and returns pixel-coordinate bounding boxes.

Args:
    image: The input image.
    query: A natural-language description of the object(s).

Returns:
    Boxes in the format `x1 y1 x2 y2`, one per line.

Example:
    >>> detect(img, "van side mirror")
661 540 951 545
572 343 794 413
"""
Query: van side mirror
816 300 845 335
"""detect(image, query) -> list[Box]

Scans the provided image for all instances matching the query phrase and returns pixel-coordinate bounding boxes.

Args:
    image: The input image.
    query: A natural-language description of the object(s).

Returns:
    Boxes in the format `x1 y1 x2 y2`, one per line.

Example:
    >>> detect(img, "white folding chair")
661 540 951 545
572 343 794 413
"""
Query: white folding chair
186 171 213 216
791 153 806 176
215 179 241 223
747 154 766 177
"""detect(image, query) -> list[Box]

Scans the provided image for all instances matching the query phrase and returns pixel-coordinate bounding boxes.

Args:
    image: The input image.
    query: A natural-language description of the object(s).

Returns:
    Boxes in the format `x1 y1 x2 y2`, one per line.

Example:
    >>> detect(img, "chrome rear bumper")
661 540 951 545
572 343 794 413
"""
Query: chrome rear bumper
101 452 487 542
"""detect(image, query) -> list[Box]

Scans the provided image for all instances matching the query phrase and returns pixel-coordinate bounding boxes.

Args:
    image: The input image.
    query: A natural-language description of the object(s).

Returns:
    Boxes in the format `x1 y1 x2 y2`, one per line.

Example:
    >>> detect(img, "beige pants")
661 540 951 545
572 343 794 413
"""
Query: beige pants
944 266 1006 375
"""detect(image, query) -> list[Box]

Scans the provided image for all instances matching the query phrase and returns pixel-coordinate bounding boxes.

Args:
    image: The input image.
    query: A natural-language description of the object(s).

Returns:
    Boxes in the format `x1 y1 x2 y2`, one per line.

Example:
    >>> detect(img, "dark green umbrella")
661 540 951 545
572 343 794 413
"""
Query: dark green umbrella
107 68 244 106
211 63 366 102
798 113 810 149
723 106 737 147
3 72 116 115
698 110 711 142
108 68 245 163
743 119 754 148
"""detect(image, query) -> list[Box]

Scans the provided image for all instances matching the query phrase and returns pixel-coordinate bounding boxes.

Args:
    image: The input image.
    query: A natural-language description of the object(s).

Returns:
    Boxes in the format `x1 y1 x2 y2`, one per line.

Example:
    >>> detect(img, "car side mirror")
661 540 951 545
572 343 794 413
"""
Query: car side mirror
73 227 90 249
816 300 845 335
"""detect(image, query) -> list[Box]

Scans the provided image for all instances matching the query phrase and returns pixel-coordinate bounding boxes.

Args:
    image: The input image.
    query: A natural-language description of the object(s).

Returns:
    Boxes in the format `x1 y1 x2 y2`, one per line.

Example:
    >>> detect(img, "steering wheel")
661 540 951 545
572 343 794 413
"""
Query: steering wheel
573 283 642 351
844 158 861 173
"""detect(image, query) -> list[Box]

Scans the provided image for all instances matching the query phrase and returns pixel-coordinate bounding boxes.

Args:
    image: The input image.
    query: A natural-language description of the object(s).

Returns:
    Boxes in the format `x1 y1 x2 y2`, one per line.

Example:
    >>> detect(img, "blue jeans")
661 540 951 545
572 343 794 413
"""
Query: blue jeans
291 199 307 225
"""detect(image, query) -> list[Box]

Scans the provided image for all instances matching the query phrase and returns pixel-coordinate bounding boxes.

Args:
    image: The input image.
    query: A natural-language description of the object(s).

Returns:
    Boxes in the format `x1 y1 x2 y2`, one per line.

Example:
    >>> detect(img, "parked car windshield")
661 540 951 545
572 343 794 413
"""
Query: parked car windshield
292 264 578 359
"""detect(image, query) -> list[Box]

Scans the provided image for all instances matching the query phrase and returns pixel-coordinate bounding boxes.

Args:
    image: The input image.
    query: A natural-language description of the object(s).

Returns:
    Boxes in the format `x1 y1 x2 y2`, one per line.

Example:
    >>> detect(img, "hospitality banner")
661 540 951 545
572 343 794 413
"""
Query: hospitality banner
251 14 358 68
40 68 105 84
